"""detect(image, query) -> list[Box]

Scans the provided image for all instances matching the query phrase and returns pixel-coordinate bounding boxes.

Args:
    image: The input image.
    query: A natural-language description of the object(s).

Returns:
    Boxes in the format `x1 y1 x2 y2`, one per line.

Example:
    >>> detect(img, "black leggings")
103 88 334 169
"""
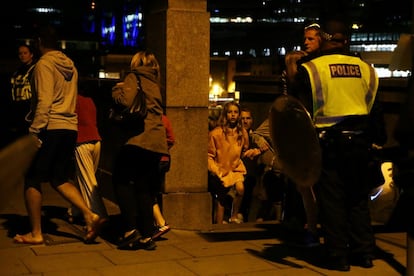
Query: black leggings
113 145 161 238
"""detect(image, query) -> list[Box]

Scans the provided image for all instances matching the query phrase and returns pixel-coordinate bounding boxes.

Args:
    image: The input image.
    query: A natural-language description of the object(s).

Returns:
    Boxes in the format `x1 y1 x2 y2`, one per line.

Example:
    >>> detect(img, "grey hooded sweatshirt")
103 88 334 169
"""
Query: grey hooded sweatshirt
29 50 78 134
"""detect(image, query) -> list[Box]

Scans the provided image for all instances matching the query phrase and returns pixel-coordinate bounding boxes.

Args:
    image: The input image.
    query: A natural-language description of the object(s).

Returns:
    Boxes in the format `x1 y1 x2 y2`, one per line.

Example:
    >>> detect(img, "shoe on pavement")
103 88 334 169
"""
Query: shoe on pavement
328 256 350 272
286 230 320 248
132 238 157 250
351 254 374 268
117 230 139 249
302 230 320 248
229 217 243 224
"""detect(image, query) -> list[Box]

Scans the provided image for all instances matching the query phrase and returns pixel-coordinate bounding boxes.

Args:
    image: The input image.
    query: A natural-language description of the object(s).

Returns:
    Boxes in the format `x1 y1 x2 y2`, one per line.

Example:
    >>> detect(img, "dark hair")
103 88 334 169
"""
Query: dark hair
34 25 59 49
17 43 33 53
240 106 253 115
321 18 349 37
16 43 39 61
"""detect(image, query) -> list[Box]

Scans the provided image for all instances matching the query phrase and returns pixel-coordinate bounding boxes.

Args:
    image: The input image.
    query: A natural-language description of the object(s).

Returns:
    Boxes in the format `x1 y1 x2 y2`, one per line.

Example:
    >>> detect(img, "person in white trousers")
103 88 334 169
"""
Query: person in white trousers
68 83 108 222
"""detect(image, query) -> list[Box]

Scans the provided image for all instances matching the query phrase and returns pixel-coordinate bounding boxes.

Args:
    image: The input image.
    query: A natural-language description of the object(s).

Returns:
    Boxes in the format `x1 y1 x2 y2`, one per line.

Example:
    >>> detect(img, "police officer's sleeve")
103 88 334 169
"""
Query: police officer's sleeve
288 65 313 115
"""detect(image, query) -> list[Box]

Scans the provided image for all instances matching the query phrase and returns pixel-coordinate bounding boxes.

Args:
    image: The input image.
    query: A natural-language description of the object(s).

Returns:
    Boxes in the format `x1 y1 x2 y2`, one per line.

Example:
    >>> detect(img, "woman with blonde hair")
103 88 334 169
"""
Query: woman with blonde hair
112 51 168 250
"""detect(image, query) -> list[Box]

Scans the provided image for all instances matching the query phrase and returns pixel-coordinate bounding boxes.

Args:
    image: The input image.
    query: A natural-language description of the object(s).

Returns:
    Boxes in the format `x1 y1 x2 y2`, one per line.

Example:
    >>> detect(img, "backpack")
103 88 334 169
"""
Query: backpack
109 71 147 125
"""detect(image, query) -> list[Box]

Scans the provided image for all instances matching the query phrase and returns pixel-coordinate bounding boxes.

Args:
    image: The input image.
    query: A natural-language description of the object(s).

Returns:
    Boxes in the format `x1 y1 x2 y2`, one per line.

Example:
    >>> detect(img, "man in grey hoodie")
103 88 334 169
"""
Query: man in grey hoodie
13 25 105 245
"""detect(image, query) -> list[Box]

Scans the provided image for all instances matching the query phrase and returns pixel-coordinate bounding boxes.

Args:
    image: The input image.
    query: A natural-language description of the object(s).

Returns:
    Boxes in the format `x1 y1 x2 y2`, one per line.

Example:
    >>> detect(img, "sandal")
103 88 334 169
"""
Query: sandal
117 229 140 249
152 224 171 240
132 238 157 250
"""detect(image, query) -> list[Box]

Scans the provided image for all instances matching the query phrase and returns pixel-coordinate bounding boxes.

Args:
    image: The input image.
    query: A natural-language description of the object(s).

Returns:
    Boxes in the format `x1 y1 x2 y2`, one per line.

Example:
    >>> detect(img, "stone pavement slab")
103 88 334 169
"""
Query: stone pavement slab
0 183 409 275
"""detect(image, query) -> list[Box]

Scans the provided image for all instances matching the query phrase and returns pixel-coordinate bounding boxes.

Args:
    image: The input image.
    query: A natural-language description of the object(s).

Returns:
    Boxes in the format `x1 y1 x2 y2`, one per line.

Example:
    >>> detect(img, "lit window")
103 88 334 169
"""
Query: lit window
249 49 256 57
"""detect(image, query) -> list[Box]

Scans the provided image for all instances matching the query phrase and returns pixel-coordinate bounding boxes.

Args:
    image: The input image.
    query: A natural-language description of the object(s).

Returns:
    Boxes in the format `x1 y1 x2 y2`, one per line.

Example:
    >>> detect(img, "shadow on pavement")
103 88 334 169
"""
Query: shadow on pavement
1 206 86 244
199 222 407 274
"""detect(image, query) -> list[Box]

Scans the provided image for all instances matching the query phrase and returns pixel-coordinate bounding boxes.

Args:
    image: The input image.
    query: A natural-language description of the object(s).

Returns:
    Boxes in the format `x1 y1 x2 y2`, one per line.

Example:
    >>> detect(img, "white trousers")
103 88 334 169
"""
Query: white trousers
71 141 108 218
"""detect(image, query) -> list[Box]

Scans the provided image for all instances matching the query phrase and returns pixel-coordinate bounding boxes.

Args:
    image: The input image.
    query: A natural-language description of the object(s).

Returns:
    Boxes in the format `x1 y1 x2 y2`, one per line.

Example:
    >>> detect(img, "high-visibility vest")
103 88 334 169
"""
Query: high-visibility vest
302 54 378 128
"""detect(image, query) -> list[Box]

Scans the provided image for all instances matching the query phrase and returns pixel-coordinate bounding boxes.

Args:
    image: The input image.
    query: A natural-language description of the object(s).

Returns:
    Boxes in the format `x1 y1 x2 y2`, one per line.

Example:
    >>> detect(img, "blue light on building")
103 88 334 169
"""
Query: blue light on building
122 9 142 47
101 15 116 46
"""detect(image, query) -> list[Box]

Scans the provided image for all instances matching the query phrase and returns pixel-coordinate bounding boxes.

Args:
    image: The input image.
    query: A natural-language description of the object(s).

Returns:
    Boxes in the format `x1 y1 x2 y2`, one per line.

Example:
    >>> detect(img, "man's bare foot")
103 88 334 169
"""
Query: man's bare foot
13 233 44 245
84 214 107 243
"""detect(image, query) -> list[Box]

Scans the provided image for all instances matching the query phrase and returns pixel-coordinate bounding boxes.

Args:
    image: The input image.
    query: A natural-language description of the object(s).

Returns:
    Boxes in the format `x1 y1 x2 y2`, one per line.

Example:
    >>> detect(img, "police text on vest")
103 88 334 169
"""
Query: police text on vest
329 64 361 78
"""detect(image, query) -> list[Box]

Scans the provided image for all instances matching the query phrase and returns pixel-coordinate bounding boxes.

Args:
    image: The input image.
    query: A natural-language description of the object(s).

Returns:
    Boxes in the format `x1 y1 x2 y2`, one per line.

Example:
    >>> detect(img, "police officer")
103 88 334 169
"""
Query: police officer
289 19 386 271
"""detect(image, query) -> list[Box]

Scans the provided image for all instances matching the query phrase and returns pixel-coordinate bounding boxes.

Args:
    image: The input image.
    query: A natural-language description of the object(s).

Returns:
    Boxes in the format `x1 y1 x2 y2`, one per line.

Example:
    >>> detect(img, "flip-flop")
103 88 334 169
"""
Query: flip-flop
152 224 171 240
13 234 44 245
84 217 107 244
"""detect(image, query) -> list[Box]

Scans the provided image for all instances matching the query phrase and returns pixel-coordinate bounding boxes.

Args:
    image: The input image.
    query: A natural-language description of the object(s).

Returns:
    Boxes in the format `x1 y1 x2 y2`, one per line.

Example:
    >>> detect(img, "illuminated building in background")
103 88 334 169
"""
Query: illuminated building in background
207 0 412 79
122 4 143 47
99 1 144 48
1 0 146 53
0 0 411 79
208 0 411 57
0 0 146 76
101 15 116 46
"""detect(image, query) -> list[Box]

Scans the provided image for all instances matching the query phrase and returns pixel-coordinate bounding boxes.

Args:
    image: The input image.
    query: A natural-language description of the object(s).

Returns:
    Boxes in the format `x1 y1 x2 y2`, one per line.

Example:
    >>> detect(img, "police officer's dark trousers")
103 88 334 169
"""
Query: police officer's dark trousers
315 131 376 259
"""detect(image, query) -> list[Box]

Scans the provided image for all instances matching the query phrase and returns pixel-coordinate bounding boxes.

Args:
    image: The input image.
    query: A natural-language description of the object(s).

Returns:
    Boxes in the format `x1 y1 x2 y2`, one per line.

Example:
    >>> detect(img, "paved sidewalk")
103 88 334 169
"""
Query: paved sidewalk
0 184 408 275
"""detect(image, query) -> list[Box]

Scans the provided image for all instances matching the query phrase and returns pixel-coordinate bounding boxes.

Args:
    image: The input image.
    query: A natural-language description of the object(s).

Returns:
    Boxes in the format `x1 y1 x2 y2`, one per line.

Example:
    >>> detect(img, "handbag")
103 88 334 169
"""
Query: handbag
109 72 147 124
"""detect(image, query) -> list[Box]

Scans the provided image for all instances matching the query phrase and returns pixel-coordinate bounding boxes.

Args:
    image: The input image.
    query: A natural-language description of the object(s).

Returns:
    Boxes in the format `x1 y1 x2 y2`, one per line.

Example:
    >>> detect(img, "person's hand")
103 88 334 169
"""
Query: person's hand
112 82 125 104
112 82 124 90
372 143 383 150
29 133 42 148
243 148 261 159
259 143 269 152
251 134 270 152
256 140 270 152
221 172 235 188
221 172 244 188
217 169 229 178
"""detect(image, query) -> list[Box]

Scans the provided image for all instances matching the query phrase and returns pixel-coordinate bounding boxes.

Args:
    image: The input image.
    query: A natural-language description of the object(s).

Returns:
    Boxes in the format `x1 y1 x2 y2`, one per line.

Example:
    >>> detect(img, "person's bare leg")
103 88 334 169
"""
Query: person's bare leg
230 195 243 222
56 182 104 241
56 182 96 219
13 187 44 244
215 202 225 224
151 203 171 239
153 203 166 227
230 182 244 222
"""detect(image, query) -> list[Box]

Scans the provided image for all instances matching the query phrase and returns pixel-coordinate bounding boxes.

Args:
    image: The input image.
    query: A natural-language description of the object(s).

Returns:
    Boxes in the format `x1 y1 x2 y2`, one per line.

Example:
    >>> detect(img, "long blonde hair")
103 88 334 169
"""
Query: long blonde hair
217 101 244 144
130 51 160 81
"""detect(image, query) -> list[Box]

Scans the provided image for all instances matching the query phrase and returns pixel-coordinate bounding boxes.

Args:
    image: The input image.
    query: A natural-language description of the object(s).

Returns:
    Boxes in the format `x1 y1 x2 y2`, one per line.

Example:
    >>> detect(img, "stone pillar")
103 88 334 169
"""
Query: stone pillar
146 0 212 230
